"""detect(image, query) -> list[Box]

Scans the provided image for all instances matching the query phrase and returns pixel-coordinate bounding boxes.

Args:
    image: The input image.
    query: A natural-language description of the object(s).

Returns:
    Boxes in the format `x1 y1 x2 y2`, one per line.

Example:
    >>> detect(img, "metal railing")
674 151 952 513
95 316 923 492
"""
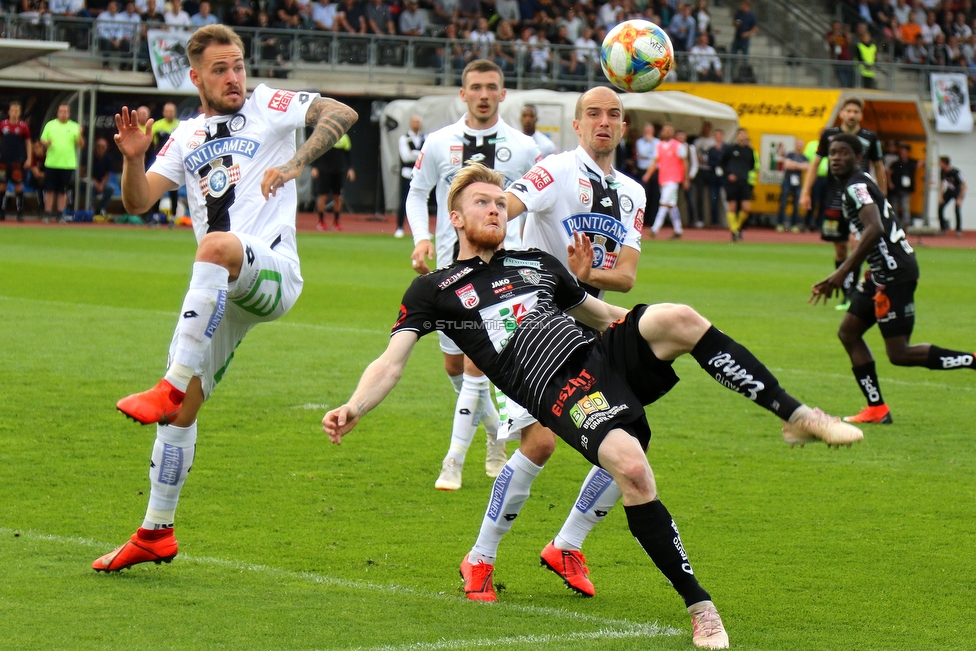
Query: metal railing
0 13 965 98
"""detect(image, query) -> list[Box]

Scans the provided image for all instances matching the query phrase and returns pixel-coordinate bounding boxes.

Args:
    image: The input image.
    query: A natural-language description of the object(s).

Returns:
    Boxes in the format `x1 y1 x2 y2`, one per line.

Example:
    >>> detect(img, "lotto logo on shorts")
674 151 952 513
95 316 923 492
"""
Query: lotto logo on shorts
524 166 554 191
268 90 296 112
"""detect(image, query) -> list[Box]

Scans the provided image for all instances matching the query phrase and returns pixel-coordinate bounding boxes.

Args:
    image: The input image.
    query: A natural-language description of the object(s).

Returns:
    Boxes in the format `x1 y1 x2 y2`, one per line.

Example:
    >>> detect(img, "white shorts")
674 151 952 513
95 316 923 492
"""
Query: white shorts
167 232 304 399
496 396 536 442
438 330 463 356
659 181 680 207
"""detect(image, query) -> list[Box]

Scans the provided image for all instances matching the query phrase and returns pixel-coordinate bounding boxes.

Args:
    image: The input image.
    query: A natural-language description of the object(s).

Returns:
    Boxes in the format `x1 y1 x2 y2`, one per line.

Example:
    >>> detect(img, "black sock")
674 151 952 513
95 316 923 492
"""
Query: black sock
691 326 802 421
333 211 340 224
15 192 23 213
926 346 975 370
317 211 324 222
625 500 710 608
852 361 885 406
0 194 7 211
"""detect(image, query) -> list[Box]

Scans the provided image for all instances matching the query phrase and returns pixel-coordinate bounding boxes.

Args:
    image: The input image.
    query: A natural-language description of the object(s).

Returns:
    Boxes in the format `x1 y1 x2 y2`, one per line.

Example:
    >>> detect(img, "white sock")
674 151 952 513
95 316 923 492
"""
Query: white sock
164 262 229 391
142 422 197 530
469 449 543 563
669 206 684 234
480 385 499 437
446 374 489 466
553 466 621 551
651 205 670 233
448 373 463 394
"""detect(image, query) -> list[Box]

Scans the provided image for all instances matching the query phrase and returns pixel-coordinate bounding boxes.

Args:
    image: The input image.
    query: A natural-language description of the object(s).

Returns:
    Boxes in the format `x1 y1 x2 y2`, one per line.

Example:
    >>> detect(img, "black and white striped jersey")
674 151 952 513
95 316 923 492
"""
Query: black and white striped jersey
392 249 590 415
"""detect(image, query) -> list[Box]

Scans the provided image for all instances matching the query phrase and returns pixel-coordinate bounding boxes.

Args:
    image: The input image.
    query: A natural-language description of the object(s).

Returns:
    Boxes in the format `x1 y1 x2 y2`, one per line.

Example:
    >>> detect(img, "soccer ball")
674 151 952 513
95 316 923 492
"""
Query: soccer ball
600 20 674 92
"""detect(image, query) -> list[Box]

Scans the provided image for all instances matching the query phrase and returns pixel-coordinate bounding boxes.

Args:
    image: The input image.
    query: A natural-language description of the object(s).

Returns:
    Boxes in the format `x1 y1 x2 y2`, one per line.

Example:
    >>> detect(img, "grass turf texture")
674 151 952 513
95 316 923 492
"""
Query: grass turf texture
1 227 974 651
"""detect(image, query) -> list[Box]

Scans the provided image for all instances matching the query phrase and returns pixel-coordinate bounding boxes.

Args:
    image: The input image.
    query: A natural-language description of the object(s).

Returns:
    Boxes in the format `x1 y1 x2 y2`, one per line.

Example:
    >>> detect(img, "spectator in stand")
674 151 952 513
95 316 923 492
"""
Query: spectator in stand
313 0 338 30
855 28 878 88
689 30 721 80
892 0 912 28
470 16 496 58
0 101 33 222
276 0 304 28
365 0 396 35
776 139 807 233
431 0 459 27
921 10 941 45
705 128 726 227
871 0 896 44
695 0 712 44
141 0 163 23
87 137 115 220
887 143 917 229
163 0 191 28
559 7 584 42
434 22 471 82
953 11 973 38
552 24 579 80
928 30 952 65
731 0 758 56
898 11 923 58
668 2 696 52
190 0 216 27
456 0 481 31
855 0 874 29
496 0 520 26
335 0 366 33
96 1 131 68
826 20 854 87
528 27 552 75
597 0 623 30
399 0 428 34
39 103 84 223
491 20 518 73
574 25 599 74
904 33 930 63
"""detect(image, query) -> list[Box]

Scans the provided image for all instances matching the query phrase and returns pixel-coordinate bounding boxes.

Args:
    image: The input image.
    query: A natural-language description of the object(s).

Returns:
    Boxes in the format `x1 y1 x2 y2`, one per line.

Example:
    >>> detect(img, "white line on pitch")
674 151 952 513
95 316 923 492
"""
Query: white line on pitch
2 528 678 635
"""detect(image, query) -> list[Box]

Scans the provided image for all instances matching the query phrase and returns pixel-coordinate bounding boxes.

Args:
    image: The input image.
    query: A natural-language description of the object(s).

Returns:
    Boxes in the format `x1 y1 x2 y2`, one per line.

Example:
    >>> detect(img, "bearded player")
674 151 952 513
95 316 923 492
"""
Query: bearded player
92 24 357 572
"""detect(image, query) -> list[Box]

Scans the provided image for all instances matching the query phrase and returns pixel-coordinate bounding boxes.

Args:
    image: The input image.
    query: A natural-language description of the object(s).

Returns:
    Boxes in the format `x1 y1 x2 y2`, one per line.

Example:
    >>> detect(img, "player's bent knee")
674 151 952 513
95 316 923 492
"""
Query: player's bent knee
195 232 242 269
519 423 556 465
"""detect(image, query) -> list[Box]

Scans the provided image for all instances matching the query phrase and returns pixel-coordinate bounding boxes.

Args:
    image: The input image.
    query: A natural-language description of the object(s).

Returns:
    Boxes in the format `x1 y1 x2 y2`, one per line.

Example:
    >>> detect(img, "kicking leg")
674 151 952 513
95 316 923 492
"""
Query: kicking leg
886 335 975 371
597 428 728 649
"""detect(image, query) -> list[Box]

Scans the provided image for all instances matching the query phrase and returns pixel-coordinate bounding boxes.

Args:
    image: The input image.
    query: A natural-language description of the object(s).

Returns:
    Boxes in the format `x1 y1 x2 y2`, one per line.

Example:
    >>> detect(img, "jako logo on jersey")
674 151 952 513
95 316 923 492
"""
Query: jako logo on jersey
268 90 296 112
706 352 765 400
184 138 260 173
524 166 554 191
455 283 480 308
491 278 512 289
560 213 627 243
437 266 473 289
941 354 973 368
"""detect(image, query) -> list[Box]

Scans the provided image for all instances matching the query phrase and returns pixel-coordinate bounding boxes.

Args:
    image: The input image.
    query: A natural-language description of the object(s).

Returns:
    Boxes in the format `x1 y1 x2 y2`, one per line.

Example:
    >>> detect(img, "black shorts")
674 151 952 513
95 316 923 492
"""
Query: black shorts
0 161 25 183
848 276 917 338
313 171 344 196
539 304 680 467
44 168 74 193
725 180 753 203
821 207 850 242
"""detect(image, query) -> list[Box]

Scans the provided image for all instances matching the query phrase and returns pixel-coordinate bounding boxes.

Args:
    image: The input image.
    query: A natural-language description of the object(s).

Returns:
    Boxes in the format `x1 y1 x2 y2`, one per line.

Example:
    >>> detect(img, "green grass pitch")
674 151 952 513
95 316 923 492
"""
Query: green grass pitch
1 226 973 650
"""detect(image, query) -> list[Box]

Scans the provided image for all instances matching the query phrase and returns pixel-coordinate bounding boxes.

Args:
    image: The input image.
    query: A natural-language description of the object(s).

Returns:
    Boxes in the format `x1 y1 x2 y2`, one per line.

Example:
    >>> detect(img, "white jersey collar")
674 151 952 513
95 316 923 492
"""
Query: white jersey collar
574 145 617 187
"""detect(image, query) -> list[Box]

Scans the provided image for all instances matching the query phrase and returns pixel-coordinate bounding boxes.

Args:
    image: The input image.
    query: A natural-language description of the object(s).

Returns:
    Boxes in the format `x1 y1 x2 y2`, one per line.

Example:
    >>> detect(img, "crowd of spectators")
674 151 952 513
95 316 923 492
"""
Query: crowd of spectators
831 0 976 95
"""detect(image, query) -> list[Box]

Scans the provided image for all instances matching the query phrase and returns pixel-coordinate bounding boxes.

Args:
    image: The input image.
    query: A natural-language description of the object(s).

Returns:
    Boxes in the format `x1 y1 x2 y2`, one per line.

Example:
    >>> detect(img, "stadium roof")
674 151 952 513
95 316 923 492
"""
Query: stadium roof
0 39 70 71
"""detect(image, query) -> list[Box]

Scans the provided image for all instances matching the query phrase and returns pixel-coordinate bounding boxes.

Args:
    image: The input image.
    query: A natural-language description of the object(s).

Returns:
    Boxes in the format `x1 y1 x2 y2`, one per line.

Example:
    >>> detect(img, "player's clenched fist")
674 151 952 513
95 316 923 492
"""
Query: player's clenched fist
323 404 361 443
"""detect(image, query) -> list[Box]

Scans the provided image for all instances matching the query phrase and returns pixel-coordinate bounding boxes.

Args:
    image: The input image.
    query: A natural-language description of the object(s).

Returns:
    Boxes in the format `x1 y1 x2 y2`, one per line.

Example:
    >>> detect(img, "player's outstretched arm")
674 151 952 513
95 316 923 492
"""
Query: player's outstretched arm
323 331 418 444
567 294 629 333
262 97 359 199
115 106 176 215
810 203 883 305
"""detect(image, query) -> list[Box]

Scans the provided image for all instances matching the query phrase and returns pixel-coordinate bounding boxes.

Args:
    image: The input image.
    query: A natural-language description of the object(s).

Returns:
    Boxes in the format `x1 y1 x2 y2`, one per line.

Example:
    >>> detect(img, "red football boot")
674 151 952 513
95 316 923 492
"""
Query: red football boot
540 540 595 597
93 528 178 572
117 379 185 424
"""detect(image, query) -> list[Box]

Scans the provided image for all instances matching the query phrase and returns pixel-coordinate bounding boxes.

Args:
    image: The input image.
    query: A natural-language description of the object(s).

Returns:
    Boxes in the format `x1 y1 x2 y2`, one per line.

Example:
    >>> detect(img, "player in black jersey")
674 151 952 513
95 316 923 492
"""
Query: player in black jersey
801 98 886 309
325 163 866 651
811 134 975 425
938 156 966 237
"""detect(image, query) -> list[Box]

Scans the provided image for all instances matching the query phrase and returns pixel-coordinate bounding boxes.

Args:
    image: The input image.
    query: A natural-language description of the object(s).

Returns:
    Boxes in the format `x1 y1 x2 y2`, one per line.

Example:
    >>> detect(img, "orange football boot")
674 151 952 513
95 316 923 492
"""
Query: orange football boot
117 379 185 425
93 528 178 572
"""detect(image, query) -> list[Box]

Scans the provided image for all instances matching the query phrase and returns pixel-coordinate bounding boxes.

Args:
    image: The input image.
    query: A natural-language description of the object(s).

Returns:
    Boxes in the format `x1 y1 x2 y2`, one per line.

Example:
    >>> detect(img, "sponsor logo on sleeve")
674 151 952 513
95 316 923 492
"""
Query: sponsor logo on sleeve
414 151 424 170
268 89 296 112
524 166 554 191
437 266 473 289
158 136 174 157
851 183 874 206
634 208 644 233
455 283 480 308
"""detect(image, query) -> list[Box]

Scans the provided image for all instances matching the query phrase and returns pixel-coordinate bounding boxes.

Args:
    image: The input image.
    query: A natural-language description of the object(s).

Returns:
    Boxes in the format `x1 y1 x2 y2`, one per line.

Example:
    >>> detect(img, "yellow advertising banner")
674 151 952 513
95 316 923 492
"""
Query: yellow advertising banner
666 83 843 213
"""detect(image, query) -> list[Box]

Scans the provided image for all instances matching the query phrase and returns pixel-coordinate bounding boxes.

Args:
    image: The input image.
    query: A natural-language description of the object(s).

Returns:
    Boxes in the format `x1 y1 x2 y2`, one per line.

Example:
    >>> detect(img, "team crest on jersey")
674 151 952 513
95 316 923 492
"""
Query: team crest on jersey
199 161 241 198
455 283 480 308
229 114 247 132
496 147 511 162
187 129 207 150
268 89 295 112
450 145 463 166
577 178 591 206
619 194 634 213
517 269 542 285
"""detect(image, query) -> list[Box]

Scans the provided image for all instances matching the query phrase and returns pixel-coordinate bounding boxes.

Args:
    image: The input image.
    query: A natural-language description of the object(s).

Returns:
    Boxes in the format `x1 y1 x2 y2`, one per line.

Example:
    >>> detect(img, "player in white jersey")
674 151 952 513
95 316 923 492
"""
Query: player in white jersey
92 25 358 573
405 59 542 492
521 104 558 159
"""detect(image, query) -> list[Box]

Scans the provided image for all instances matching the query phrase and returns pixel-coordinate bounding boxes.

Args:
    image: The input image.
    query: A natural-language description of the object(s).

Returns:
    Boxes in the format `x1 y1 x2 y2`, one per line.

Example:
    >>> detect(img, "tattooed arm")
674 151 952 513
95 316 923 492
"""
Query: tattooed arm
261 97 359 199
